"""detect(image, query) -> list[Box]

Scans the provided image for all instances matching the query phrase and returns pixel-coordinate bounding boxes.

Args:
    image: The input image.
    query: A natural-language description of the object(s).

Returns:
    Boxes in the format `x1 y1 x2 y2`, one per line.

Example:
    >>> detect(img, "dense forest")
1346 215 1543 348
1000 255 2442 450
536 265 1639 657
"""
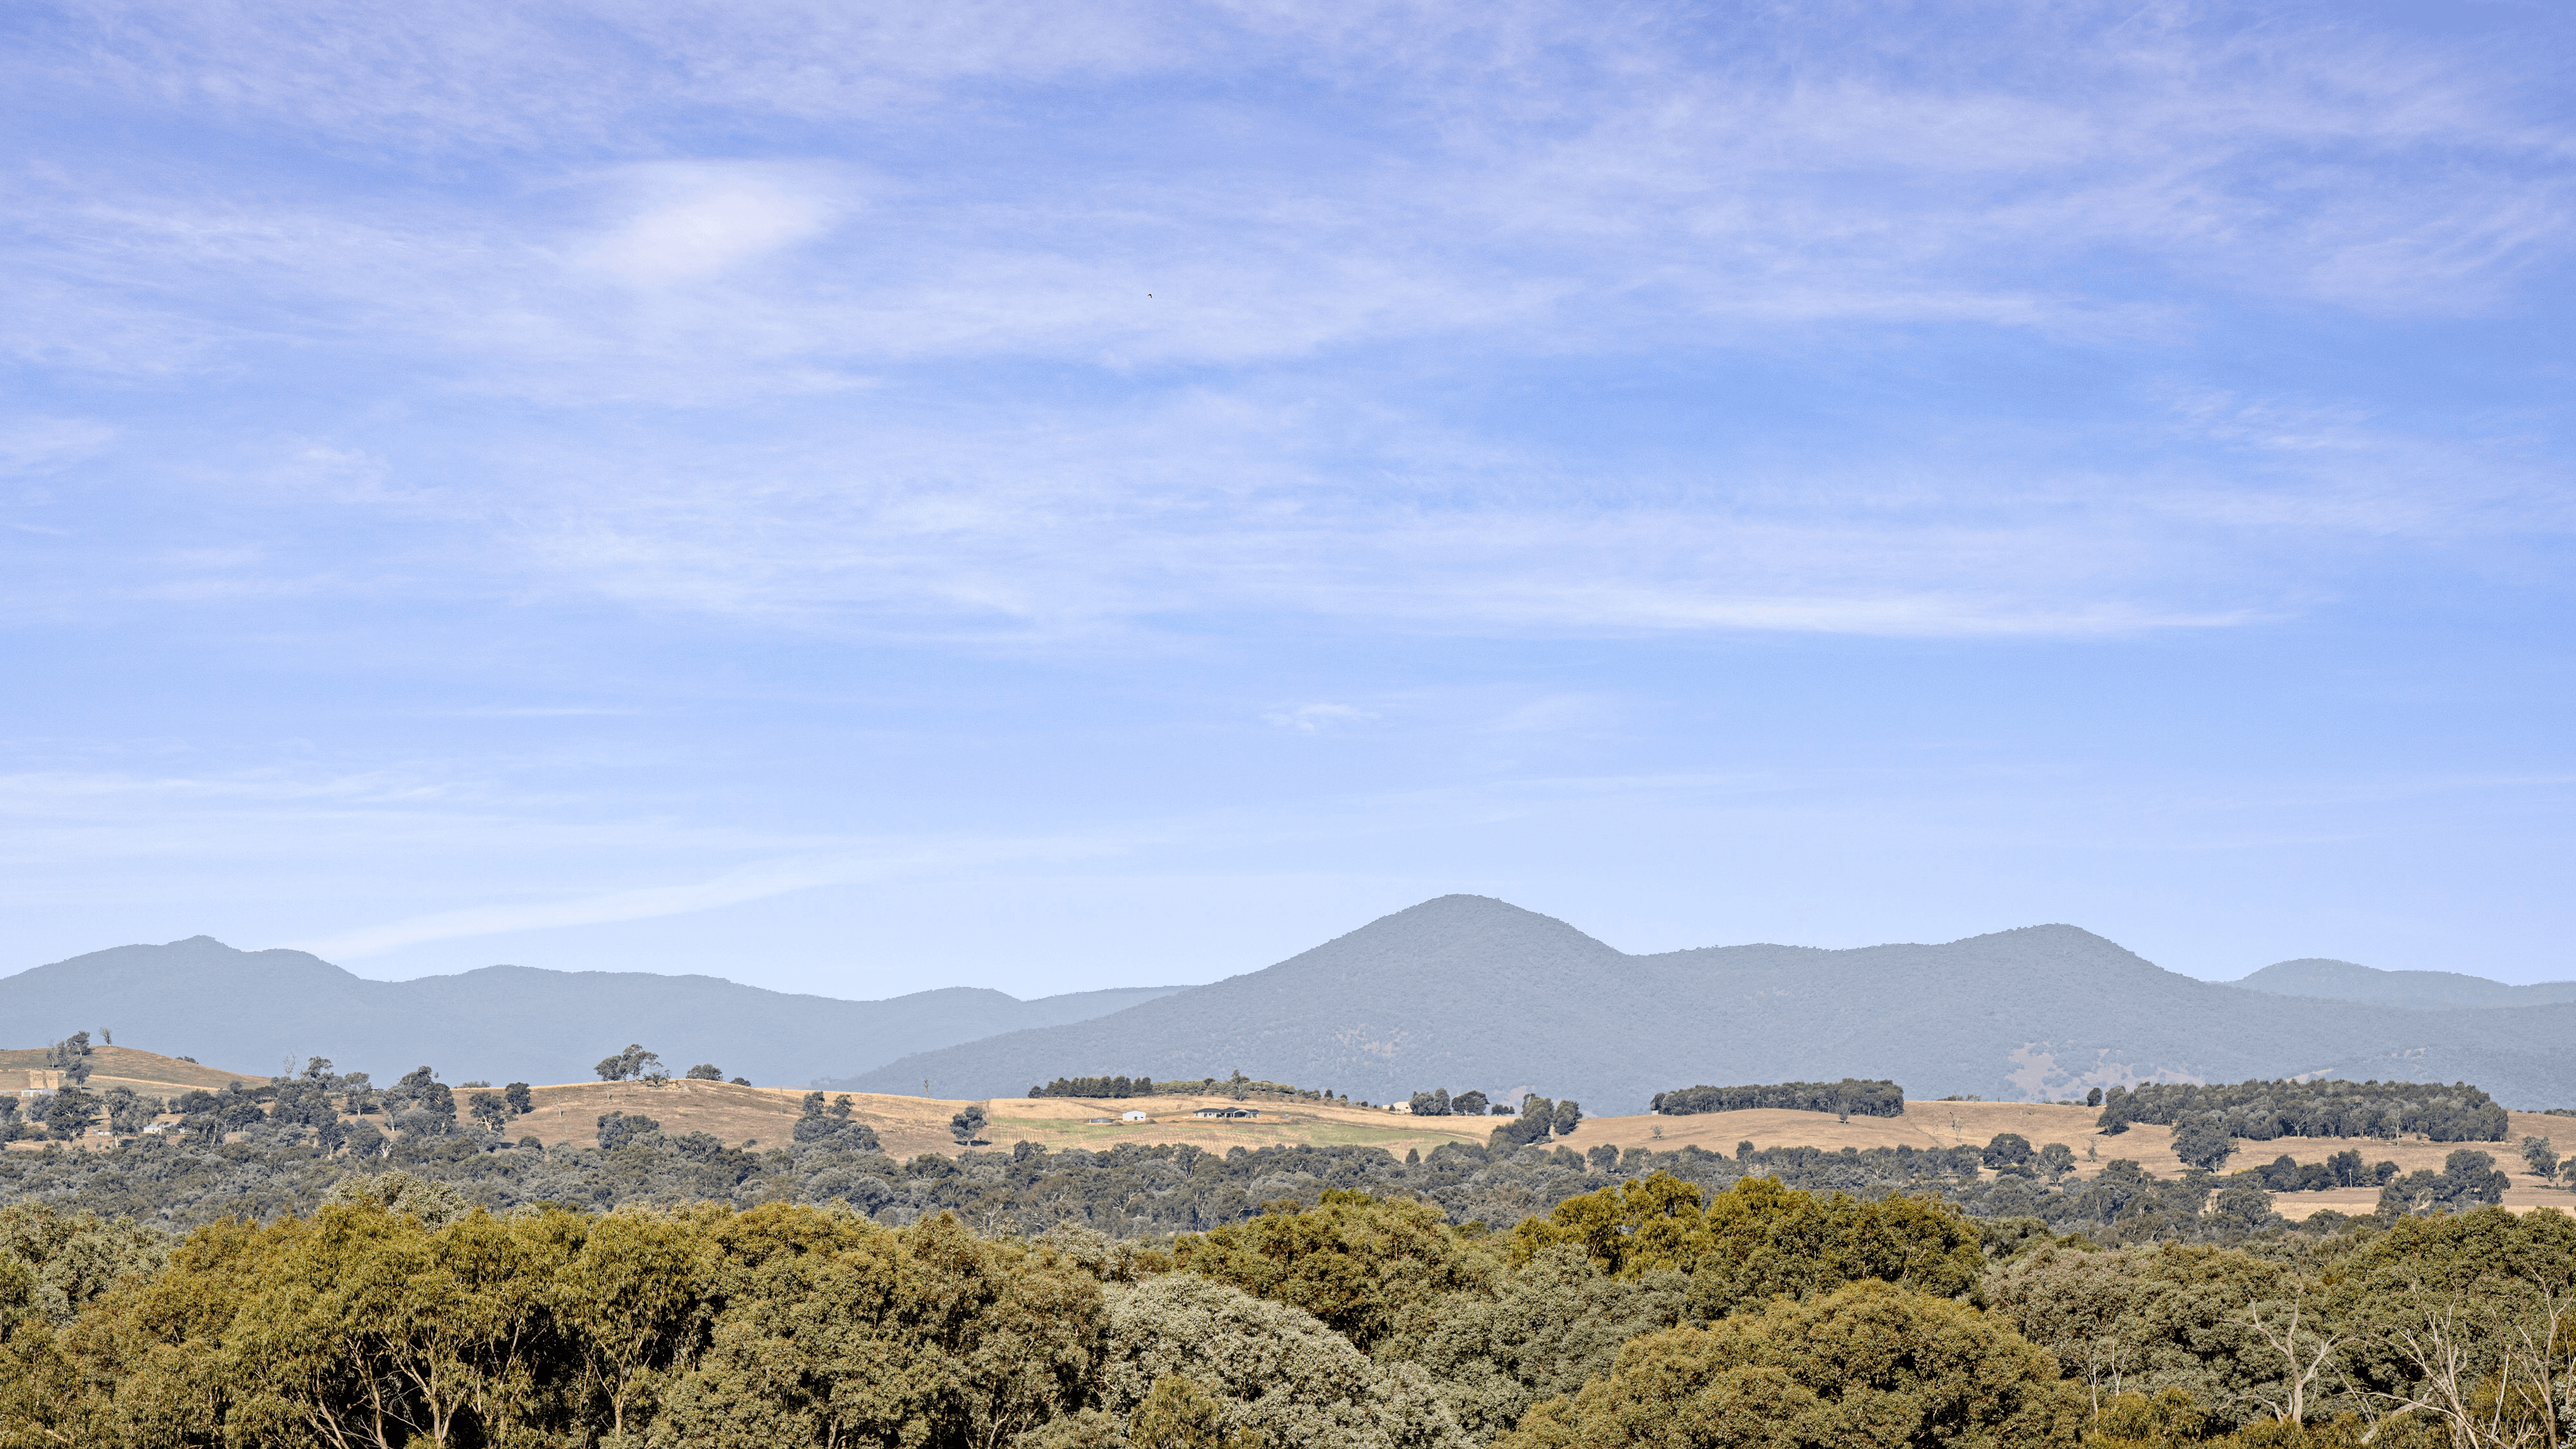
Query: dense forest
3 1167 2570 1448
1650 1079 1907 1118
2095 1080 2509 1142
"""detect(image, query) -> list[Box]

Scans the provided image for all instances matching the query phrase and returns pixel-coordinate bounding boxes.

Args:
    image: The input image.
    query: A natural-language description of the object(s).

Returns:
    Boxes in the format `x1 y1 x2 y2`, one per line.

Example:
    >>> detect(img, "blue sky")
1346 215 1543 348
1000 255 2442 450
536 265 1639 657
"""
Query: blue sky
4 1 2571 998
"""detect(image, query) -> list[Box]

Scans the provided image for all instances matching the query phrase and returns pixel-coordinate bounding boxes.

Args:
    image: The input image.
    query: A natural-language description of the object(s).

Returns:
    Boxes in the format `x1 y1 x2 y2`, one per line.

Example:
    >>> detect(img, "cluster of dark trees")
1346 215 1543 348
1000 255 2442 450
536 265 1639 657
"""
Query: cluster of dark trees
1031 1076 1157 1098
1408 1087 1511 1117
1401 1092 1586 1151
19 1057 554 1159
0 1036 115 1143
41 1032 94 1084
2244 1149 2399 1193
468 1079 537 1132
2374 1150 2515 1216
593 1110 663 1153
1488 1095 1583 1150
591 1043 748 1085
1649 1079 1906 1119
793 1090 883 1150
2096 1079 2510 1142
591 1042 665 1082
6 1159 2573 1449
0 1083 159 1144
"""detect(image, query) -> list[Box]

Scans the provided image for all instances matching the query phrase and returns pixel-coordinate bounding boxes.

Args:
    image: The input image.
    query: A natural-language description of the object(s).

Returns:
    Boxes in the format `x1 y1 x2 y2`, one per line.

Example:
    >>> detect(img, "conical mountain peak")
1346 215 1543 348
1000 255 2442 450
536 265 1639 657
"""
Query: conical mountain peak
837 896 2576 1110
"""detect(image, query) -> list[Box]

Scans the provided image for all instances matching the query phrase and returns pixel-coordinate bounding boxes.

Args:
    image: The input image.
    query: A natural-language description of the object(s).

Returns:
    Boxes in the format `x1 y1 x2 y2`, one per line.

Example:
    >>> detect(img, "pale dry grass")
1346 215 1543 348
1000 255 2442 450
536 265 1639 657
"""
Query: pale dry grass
493 1084 2576 1215
1571 1102 2573 1218
979 1094 1497 1159
512 1084 1503 1159
0 1045 264 1097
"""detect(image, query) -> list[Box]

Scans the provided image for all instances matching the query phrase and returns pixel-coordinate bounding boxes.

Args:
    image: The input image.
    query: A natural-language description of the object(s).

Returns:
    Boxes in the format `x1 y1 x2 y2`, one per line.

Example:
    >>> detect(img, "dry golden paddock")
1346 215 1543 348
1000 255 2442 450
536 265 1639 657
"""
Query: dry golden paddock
510 1082 1506 1161
10 1046 2571 1219
1 1045 263 1099
1560 1100 2573 1219
515 1082 2573 1218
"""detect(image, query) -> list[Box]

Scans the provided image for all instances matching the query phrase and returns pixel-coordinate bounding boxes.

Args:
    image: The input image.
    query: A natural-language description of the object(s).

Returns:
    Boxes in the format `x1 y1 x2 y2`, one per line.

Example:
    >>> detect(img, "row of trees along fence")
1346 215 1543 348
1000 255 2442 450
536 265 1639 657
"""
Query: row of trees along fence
1028 1073 1338 1102
1030 1077 1156 1098
2094 1079 2509 1141
1649 1079 1907 1119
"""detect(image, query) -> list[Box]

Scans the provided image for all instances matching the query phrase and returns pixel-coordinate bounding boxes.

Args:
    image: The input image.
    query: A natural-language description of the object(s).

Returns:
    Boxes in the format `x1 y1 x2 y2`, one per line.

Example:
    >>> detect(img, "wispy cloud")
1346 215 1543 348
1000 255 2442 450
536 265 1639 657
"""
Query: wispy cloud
1267 703 1374 734
4 0 2570 989
294 841 1112 959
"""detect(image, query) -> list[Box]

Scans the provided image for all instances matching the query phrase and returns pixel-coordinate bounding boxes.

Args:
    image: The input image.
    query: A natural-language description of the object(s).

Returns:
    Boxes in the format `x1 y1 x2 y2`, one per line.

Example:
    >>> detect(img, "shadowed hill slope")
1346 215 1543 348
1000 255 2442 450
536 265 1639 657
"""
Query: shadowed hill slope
2228 956 2576 1010
0 936 1181 1086
833 895 2576 1112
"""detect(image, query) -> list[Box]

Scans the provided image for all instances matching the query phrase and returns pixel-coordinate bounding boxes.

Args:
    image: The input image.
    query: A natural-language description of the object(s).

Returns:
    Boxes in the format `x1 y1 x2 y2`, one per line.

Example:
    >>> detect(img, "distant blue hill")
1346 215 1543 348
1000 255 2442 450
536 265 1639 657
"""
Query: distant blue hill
828 895 2576 1112
0 936 1182 1087
2227 956 2576 1010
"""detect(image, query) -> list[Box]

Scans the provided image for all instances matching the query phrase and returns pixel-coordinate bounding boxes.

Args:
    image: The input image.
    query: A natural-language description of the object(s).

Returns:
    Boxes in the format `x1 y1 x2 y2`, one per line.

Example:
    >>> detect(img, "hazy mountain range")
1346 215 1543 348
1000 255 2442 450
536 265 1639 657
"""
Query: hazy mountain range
828 896 2576 1111
10 899 2573 1110
0 936 1181 1087
2226 956 2576 1010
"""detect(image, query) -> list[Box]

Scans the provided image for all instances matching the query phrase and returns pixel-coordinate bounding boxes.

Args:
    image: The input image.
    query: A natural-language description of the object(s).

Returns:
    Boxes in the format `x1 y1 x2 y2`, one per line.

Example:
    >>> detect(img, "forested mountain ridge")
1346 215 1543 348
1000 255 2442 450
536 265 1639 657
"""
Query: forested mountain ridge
2227 956 2576 1009
0 936 1182 1086
834 895 2576 1112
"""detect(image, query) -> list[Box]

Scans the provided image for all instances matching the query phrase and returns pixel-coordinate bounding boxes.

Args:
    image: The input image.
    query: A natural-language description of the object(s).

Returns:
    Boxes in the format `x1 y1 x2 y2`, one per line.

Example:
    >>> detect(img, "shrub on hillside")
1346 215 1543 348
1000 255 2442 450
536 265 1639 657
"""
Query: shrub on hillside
596 1110 661 1151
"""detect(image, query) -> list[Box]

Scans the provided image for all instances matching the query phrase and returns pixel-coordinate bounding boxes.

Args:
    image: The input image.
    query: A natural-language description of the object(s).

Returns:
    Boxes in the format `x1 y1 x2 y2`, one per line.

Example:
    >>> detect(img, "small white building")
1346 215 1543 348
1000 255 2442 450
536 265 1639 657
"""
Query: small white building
1122 1110 1150 1121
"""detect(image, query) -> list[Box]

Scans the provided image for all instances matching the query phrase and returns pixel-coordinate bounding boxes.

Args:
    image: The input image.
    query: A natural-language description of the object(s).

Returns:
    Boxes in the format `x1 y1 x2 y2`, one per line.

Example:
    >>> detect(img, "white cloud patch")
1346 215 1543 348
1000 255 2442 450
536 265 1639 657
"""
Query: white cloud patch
580 163 848 287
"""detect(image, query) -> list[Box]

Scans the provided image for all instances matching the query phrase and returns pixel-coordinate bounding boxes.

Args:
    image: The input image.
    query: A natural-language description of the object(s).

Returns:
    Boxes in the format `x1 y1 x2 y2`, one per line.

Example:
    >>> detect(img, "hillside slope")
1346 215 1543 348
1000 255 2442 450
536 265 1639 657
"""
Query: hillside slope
835 896 2576 1112
2229 957 2576 1010
0 937 1180 1086
0 1045 264 1097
